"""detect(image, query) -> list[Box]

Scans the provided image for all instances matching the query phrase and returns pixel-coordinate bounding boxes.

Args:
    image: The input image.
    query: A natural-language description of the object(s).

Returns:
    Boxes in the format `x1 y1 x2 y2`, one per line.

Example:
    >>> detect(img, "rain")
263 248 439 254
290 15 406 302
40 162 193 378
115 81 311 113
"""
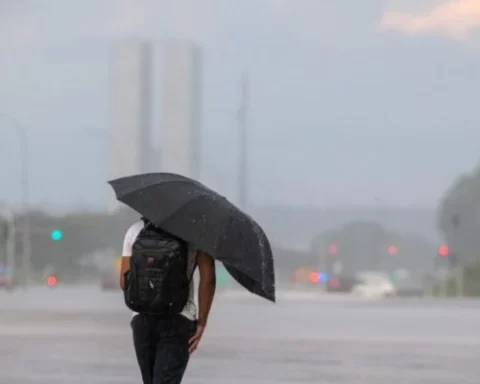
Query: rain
1 1 480 383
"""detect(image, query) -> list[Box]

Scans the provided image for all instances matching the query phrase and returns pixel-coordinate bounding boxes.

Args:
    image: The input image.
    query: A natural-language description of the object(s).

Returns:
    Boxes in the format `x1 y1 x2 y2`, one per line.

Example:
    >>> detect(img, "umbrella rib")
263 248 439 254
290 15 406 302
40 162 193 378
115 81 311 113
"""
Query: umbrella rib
114 179 198 200
157 195 229 227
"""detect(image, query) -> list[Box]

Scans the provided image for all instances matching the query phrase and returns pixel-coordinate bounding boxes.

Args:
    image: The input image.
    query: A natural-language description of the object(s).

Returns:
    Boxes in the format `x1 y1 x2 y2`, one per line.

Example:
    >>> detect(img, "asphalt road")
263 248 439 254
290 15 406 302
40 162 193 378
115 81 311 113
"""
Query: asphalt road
0 286 479 383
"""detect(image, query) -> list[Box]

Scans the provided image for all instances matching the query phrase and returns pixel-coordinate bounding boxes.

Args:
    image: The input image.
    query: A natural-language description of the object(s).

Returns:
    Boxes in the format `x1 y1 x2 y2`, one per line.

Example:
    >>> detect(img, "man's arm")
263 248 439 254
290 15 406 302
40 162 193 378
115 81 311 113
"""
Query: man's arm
119 228 134 290
196 250 216 327
189 251 216 354
119 257 130 290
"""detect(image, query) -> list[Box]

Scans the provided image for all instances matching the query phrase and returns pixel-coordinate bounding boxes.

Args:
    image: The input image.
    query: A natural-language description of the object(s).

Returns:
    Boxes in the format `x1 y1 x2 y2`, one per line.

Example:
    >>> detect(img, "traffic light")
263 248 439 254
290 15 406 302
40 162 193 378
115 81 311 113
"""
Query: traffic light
387 245 398 256
435 245 452 270
46 275 58 287
327 244 338 255
438 245 449 258
50 229 63 241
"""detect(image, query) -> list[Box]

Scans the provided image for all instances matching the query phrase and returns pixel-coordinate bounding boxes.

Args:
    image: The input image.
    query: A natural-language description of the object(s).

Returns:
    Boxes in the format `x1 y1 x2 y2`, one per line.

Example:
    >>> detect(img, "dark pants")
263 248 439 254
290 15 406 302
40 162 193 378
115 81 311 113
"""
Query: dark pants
131 313 197 384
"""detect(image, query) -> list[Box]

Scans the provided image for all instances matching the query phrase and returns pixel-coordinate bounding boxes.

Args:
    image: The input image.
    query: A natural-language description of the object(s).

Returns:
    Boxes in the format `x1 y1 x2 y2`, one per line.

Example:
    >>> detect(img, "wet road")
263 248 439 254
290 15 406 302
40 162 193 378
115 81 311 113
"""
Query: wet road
1 287 479 383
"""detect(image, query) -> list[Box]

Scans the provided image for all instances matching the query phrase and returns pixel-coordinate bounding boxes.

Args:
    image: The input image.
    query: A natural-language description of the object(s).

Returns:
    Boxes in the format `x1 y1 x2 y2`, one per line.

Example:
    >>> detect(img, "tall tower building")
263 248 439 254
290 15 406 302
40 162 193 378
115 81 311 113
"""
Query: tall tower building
109 40 152 212
160 40 202 179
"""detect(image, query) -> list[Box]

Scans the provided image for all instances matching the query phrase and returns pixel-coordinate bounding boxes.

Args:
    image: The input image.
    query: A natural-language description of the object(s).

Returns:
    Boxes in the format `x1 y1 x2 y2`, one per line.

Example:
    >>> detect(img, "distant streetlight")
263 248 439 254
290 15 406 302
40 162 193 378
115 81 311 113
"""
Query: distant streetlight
237 72 249 210
0 114 31 284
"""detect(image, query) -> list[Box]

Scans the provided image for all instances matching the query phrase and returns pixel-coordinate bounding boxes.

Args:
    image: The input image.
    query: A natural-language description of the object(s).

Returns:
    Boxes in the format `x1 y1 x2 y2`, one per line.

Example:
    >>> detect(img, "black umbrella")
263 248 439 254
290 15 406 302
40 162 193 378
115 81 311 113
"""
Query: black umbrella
108 172 275 302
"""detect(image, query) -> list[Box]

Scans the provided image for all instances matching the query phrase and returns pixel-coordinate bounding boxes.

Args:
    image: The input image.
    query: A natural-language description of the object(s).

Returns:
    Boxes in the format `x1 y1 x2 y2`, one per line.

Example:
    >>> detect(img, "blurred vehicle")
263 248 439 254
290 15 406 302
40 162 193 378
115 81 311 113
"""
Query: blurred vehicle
0 265 14 290
393 277 425 297
291 267 329 288
101 257 121 290
326 275 361 293
351 272 396 298
101 270 119 290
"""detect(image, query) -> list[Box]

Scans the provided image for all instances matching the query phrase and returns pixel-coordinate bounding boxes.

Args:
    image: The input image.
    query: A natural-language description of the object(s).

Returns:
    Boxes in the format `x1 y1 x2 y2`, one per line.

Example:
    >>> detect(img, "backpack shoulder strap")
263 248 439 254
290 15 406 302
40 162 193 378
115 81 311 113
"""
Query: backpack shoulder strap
186 250 199 283
140 216 153 229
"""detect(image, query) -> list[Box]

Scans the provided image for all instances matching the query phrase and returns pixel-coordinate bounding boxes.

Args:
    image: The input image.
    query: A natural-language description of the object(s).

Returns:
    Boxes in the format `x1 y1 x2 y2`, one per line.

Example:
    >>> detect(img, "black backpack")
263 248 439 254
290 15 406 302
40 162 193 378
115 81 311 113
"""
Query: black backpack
123 219 193 315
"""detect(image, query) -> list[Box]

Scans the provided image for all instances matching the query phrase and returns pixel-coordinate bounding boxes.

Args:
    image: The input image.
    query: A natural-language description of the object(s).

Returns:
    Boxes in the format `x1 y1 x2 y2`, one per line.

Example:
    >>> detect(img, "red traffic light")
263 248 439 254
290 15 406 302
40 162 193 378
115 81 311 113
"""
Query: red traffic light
328 244 338 255
438 245 449 258
46 275 57 286
387 245 398 256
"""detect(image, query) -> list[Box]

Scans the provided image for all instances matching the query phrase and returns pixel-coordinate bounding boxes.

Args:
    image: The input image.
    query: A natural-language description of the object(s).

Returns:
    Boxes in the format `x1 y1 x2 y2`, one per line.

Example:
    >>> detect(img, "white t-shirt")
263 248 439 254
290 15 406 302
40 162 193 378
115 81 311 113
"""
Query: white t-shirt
122 220 197 321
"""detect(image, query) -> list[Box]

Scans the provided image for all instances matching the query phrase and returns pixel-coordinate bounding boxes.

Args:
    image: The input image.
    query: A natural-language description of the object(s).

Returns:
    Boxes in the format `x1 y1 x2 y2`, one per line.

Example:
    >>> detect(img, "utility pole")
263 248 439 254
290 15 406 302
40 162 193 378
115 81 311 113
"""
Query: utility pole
0 114 30 285
237 72 249 211
0 204 15 272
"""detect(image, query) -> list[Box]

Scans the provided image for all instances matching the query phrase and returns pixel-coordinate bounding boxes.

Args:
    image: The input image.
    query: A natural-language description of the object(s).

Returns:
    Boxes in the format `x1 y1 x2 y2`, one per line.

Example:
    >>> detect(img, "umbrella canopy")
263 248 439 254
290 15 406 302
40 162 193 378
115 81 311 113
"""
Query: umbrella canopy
108 173 275 302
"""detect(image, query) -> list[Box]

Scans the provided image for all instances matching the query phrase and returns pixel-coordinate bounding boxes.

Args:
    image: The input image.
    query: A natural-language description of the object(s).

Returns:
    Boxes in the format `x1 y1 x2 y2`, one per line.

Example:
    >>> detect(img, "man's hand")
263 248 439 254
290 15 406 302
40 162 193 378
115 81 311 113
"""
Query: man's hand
188 324 205 354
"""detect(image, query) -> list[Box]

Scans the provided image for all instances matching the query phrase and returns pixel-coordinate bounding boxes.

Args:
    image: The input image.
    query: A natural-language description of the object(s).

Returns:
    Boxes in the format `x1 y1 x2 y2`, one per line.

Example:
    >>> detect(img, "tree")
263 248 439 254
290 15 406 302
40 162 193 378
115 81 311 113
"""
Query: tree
437 166 480 266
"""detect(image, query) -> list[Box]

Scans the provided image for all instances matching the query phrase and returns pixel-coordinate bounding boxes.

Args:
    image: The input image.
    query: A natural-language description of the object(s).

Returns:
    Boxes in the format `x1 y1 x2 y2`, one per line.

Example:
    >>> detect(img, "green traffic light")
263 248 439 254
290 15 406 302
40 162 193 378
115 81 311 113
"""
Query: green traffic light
51 229 63 241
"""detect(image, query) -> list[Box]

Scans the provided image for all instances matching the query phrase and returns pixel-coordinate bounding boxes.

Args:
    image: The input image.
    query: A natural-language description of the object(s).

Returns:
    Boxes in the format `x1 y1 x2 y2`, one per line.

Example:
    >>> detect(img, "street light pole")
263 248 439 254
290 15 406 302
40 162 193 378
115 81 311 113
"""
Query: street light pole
0 114 31 285
0 203 15 271
237 72 249 211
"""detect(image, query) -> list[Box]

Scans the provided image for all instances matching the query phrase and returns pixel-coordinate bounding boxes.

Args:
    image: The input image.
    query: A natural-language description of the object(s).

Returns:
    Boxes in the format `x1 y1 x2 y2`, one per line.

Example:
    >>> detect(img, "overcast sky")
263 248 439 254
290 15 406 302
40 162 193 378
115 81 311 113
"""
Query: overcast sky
0 0 479 212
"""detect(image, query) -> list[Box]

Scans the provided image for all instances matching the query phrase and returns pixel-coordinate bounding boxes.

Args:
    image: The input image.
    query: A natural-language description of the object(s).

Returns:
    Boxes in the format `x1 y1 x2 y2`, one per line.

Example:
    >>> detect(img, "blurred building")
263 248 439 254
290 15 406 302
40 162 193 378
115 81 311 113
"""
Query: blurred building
160 40 202 179
108 40 152 213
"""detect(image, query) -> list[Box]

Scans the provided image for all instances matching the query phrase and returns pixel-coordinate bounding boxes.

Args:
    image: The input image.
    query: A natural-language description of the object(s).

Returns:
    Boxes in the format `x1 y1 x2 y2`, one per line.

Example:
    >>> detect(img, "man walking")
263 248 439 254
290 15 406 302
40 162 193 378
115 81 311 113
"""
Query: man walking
120 217 216 383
